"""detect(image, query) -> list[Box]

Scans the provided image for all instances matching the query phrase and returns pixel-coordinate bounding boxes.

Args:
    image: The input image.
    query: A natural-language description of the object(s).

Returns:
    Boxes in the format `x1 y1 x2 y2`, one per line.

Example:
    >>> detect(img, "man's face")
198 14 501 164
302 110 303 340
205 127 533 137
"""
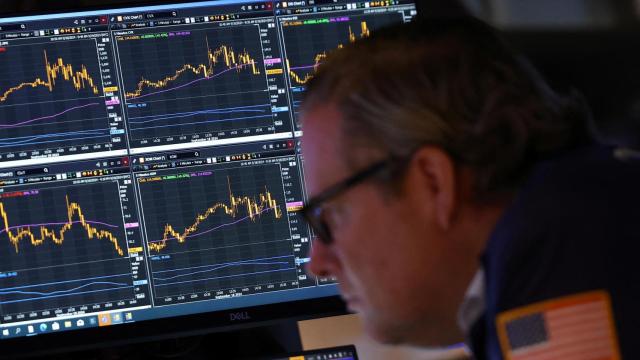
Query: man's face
301 104 468 346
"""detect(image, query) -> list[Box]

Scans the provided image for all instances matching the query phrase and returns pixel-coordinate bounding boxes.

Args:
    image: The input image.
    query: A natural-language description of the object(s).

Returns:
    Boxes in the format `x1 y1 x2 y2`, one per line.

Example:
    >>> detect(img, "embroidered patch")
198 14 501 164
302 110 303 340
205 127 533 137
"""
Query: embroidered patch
496 290 620 360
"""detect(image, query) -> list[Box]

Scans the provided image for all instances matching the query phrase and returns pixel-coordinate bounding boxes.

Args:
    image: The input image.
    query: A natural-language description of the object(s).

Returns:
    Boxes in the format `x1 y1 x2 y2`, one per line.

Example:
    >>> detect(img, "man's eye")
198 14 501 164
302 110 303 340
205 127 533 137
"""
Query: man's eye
323 205 347 232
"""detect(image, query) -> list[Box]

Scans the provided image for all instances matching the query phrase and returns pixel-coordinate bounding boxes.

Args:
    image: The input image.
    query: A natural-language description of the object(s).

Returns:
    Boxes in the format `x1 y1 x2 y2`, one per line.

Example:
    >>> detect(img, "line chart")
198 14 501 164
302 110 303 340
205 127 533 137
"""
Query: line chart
0 49 100 103
147 176 282 252
151 255 295 291
124 41 260 100
286 20 370 85
280 13 404 124
136 163 297 300
0 39 112 156
0 194 124 256
0 181 135 317
146 205 276 252
115 25 274 146
0 273 133 306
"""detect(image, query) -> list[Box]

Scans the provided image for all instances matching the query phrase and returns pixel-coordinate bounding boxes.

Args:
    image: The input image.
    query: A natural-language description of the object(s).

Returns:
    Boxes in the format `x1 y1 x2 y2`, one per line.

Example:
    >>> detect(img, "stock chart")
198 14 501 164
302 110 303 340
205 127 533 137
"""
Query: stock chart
280 13 404 124
116 25 275 147
0 39 111 156
137 163 298 303
0 181 136 318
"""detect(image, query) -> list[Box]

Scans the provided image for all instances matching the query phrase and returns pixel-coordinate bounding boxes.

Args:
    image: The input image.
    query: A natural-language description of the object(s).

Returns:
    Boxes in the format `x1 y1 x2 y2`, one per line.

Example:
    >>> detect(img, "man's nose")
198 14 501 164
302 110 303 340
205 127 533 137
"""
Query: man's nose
306 238 339 278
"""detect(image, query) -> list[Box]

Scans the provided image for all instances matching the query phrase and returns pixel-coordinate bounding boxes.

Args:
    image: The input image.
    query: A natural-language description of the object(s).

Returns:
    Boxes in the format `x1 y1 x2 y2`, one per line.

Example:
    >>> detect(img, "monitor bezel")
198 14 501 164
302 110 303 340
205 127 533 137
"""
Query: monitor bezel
0 296 346 358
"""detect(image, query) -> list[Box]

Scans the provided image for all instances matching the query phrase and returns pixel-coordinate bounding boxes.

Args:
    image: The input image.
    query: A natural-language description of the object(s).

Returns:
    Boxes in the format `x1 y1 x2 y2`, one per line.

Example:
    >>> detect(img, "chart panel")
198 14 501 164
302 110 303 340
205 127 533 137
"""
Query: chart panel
0 32 127 167
114 16 292 153
279 8 413 130
135 150 310 305
0 169 149 324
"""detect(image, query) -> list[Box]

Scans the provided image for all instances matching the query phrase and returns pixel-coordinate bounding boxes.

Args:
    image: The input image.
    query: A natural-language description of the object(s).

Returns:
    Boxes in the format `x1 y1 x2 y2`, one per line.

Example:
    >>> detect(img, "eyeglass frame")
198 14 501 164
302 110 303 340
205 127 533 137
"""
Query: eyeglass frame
300 151 416 245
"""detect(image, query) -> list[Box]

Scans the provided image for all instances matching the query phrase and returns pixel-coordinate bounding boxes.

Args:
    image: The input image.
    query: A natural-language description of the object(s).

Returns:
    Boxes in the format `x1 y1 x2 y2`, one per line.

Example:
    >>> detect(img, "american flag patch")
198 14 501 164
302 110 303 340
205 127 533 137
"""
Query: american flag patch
496 290 620 360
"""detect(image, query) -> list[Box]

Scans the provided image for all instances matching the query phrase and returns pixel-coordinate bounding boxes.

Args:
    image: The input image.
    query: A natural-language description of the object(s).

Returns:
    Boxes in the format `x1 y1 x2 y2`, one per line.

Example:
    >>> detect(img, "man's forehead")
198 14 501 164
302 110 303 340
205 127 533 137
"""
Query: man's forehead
300 104 351 190
302 105 342 146
301 103 389 183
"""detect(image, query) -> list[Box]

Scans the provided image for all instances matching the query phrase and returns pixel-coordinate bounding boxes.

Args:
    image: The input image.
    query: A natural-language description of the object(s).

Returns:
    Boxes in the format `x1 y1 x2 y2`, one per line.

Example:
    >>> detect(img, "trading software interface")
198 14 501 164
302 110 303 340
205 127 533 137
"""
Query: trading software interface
0 0 416 339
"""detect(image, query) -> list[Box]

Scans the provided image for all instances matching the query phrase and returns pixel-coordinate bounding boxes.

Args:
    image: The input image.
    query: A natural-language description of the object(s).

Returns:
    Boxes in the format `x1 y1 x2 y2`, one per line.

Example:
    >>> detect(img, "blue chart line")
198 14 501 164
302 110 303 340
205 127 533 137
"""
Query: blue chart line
0 129 110 148
0 281 128 296
0 286 134 305
154 268 296 287
153 256 296 287
153 255 293 275
153 255 294 279
128 114 273 132
127 103 272 132
0 273 131 291
0 273 133 305
0 101 109 148
127 104 270 125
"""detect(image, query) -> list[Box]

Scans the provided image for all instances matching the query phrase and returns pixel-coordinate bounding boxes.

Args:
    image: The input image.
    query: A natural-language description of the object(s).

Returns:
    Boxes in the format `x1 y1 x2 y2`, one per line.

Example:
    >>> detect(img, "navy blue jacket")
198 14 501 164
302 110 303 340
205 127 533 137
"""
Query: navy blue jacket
472 145 640 359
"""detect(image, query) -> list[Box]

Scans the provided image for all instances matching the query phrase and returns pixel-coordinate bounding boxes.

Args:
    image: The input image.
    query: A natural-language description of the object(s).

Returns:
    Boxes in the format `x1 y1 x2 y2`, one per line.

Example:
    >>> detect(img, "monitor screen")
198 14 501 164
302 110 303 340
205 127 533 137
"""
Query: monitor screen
0 0 417 354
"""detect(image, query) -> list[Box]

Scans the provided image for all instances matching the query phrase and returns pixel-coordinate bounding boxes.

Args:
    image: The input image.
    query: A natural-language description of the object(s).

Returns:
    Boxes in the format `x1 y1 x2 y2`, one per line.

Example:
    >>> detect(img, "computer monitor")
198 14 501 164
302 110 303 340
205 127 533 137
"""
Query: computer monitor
0 0 417 356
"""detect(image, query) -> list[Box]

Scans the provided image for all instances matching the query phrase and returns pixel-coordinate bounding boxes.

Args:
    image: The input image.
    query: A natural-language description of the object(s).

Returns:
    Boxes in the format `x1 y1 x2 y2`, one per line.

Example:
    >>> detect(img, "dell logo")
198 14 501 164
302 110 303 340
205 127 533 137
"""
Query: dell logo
229 311 251 321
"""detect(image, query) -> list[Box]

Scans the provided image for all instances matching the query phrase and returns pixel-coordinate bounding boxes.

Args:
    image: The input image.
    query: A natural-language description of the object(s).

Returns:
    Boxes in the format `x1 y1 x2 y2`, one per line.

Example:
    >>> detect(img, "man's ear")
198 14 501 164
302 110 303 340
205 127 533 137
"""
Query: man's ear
411 146 457 230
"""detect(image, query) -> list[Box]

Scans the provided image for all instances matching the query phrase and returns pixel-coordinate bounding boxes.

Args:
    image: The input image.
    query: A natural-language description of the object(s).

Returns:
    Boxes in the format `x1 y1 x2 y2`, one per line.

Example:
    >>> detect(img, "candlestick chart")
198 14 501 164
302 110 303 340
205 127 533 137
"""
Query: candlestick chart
0 181 135 317
280 13 404 124
116 25 274 145
0 39 111 156
137 164 297 300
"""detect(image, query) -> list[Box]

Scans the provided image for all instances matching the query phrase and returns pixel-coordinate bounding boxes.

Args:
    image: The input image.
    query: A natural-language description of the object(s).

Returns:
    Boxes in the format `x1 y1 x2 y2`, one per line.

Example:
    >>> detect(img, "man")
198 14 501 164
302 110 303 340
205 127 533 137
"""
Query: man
299 17 640 359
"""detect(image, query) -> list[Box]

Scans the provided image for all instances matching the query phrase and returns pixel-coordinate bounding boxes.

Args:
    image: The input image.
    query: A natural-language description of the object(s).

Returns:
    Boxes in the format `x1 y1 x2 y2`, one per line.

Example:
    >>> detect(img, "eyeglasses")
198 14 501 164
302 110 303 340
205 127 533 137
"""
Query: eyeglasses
300 154 414 245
